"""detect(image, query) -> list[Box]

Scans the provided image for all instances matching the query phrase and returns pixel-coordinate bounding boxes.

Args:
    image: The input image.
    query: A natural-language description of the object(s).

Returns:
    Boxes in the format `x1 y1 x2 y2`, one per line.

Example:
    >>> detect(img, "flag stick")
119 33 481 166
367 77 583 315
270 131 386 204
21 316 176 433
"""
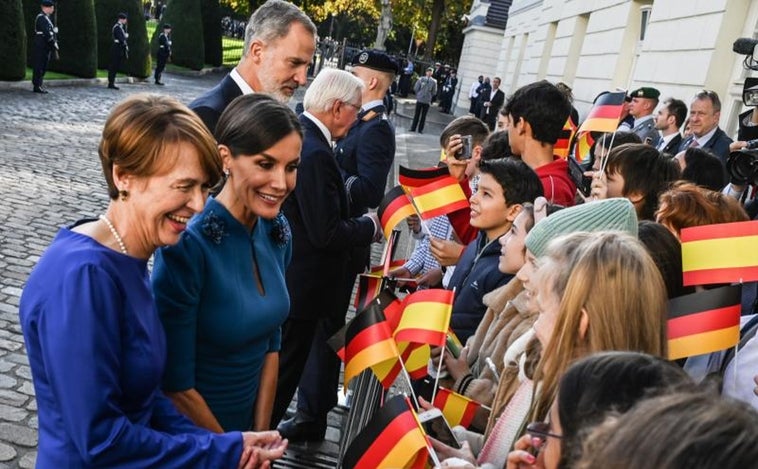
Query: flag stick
431 286 456 406
398 357 420 408
408 196 433 237
383 230 398 278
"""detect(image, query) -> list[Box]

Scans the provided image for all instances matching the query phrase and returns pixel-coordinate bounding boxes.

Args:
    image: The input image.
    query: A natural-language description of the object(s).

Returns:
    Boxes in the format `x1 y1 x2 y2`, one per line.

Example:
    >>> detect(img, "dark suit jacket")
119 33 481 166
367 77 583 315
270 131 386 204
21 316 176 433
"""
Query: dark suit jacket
335 105 395 217
480 89 505 124
189 74 243 134
678 127 733 164
660 134 682 155
283 114 375 319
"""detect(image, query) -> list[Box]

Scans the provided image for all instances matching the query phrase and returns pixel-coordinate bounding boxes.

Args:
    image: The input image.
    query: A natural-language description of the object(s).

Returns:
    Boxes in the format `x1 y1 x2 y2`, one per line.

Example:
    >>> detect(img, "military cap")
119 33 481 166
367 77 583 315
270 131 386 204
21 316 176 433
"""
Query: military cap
351 50 400 75
630 87 660 100
426 66 434 72
162 23 172 29
41 0 54 6
117 12 128 19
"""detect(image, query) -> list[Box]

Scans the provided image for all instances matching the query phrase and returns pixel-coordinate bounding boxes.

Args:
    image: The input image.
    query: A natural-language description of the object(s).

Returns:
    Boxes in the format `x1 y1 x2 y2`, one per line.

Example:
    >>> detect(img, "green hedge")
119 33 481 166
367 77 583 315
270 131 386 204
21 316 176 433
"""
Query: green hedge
162 0 204 70
95 1 150 78
201 0 222 67
23 0 98 78
0 0 26 80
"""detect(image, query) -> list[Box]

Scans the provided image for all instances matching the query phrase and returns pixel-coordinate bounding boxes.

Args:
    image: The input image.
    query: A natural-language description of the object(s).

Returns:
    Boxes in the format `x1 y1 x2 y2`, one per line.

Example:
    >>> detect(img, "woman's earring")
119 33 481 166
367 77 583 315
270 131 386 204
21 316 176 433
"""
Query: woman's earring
119 190 129 202
224 168 230 179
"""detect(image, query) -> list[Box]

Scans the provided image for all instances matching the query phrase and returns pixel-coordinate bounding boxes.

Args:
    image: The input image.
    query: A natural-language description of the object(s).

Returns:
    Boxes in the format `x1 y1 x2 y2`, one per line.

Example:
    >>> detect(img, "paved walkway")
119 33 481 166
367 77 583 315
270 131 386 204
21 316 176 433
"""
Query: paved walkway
0 73 454 467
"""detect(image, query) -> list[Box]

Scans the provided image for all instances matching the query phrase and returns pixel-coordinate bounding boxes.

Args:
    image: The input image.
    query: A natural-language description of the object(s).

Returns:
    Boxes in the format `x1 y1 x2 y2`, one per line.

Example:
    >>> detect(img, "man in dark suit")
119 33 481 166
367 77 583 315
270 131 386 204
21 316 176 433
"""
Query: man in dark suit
480 77 504 131
32 0 58 94
654 98 686 155
107 13 128 90
273 69 380 439
677 90 733 164
189 0 316 132
154 23 171 85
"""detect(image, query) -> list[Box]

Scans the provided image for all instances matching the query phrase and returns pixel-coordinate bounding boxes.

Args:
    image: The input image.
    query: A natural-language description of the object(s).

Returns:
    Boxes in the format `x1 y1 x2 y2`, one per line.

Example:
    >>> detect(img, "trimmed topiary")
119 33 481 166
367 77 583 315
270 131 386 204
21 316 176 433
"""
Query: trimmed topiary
201 0 222 67
0 0 27 80
161 0 204 70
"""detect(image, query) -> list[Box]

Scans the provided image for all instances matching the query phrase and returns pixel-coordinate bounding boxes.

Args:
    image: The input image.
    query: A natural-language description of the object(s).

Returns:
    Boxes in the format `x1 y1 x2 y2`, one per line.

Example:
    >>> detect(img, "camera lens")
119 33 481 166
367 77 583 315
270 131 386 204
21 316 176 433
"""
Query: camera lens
728 150 758 185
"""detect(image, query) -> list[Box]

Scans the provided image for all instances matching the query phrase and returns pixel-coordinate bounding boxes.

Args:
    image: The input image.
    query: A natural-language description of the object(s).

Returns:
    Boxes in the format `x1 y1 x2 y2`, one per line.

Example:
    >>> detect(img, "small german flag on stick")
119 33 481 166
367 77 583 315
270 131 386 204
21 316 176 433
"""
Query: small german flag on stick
377 185 416 239
342 303 400 388
681 221 758 286
577 91 626 134
399 165 451 190
409 176 469 220
555 116 577 159
342 395 431 469
667 284 741 360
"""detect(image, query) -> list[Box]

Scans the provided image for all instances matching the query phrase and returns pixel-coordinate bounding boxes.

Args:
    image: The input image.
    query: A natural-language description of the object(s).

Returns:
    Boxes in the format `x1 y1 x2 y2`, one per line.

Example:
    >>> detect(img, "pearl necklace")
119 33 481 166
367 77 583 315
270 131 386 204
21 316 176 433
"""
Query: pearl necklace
99 214 128 255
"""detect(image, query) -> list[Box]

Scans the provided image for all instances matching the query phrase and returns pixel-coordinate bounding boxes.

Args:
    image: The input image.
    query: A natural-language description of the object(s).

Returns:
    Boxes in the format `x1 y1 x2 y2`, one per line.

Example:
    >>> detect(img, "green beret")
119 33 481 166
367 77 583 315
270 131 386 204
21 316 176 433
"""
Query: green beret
630 87 660 100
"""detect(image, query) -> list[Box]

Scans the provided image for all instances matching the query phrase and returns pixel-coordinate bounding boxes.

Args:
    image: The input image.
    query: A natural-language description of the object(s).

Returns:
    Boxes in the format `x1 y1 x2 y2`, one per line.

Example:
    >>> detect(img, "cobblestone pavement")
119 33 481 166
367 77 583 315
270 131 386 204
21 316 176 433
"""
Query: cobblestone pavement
0 72 449 468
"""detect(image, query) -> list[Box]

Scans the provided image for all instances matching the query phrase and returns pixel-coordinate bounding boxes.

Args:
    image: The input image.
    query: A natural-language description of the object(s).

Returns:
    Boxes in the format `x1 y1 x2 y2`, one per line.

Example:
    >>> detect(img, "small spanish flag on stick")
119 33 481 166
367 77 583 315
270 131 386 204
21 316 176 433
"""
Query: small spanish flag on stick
399 165 451 190
681 221 758 286
409 176 469 220
395 289 454 347
342 395 430 469
433 387 487 429
667 284 741 360
377 185 416 239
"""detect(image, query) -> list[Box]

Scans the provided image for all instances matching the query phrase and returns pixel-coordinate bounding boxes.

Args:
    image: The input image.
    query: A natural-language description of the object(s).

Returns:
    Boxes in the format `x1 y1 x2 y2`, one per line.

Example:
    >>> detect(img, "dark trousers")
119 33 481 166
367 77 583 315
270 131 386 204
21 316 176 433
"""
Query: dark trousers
155 54 168 83
410 102 430 132
32 42 50 89
108 46 125 86
398 75 411 97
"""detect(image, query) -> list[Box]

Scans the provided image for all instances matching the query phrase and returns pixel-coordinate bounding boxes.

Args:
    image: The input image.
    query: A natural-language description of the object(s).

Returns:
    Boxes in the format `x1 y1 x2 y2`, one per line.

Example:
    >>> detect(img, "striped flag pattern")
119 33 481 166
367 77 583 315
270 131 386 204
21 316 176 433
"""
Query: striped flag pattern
681 221 758 286
668 285 741 360
433 387 484 429
343 303 400 388
577 92 626 134
555 116 578 159
409 177 469 220
395 289 454 347
399 165 451 190
377 185 416 239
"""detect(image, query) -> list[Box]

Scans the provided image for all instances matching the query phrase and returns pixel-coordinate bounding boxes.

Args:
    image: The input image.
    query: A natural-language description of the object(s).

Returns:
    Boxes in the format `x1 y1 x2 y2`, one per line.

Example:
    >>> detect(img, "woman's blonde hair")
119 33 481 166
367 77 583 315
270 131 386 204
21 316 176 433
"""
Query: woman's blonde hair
99 94 222 200
529 231 668 422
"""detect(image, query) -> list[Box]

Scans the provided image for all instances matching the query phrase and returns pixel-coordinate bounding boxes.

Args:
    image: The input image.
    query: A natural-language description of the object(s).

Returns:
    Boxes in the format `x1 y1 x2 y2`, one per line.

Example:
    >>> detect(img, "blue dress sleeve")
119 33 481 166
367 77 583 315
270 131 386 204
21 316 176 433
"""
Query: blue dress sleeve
152 235 204 392
42 263 243 467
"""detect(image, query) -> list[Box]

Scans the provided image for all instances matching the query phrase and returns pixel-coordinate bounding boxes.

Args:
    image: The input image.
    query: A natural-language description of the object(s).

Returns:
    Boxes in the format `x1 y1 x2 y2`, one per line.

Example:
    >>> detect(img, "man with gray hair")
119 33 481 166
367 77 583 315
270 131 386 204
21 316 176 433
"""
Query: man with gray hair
273 69 381 440
190 0 317 131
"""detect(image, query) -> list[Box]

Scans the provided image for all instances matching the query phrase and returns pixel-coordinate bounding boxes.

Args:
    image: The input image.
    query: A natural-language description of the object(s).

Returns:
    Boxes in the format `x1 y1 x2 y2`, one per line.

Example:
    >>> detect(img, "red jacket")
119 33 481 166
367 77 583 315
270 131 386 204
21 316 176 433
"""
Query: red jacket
535 157 576 207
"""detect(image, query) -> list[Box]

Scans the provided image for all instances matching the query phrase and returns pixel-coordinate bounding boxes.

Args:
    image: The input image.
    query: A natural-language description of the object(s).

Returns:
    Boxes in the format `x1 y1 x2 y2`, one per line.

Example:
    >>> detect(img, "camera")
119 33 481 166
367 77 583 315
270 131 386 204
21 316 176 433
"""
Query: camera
727 148 758 185
456 135 472 160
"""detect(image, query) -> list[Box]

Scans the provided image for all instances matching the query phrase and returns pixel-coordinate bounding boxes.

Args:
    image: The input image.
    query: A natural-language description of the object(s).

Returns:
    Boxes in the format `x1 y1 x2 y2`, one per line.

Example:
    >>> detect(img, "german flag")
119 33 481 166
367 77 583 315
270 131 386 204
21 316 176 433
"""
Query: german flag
409 177 469 220
342 395 429 469
555 116 578 159
378 185 416 239
353 274 383 312
433 387 484 429
395 289 454 346
577 91 626 134
332 290 403 361
373 342 431 387
343 303 400 388
681 221 758 286
399 165 451 190
668 285 741 360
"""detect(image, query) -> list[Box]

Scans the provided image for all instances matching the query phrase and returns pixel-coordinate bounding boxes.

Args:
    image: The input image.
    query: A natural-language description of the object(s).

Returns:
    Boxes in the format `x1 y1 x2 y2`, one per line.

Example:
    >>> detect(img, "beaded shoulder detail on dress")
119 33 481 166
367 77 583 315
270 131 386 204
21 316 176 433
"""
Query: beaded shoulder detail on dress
269 213 291 247
201 210 227 245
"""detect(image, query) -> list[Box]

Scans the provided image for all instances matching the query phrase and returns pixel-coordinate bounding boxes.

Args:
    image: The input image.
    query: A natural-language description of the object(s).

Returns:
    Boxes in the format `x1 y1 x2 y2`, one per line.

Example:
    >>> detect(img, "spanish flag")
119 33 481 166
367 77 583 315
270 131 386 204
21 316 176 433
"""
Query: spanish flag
409 177 469 220
577 91 626 134
399 165 451 190
433 387 483 429
378 185 416 239
373 342 432 386
681 221 758 286
342 395 430 469
573 131 595 164
668 285 741 360
395 289 454 346
554 116 577 159
343 303 400 388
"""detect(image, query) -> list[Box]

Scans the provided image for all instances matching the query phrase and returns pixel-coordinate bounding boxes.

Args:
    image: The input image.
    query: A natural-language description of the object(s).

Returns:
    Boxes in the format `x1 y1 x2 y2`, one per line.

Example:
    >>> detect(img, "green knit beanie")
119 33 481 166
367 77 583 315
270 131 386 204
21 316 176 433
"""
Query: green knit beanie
525 198 638 258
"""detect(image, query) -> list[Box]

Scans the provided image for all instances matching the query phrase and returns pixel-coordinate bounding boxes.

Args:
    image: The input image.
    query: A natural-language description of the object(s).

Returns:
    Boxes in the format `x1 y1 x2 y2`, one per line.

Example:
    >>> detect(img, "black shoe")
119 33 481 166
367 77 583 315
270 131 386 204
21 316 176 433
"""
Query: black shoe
155 81 165 86
277 414 326 442
33 87 48 94
108 84 120 90
409 128 416 132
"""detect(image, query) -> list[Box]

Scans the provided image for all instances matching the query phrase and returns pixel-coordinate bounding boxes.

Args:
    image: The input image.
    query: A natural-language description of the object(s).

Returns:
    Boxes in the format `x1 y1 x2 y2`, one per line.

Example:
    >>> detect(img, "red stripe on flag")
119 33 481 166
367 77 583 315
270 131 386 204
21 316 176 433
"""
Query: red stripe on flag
668 304 741 340
683 266 758 286
681 220 758 243
418 200 470 220
404 288 455 305
585 105 624 120
380 194 413 227
395 328 447 346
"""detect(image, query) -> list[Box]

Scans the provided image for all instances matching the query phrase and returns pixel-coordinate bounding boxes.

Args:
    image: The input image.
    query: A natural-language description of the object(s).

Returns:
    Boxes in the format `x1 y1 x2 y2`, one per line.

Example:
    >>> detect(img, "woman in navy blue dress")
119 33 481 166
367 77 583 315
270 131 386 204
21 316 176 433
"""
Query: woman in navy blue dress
153 94 302 432
19 94 286 467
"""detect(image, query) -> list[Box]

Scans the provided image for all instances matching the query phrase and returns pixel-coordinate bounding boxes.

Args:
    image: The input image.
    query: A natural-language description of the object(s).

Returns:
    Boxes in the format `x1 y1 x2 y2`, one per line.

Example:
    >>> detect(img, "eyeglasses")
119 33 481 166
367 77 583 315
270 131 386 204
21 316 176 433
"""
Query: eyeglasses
526 421 563 451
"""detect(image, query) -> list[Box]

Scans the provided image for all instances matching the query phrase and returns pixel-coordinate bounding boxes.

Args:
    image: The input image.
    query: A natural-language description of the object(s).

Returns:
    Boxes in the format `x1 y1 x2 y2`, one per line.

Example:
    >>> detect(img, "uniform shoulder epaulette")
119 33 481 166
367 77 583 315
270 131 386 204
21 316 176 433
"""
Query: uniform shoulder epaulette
361 110 379 122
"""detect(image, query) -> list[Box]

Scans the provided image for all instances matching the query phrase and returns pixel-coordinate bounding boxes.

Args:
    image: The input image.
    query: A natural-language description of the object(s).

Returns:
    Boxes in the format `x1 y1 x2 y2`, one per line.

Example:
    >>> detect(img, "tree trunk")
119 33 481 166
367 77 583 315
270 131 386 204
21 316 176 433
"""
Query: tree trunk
373 0 392 51
425 0 443 59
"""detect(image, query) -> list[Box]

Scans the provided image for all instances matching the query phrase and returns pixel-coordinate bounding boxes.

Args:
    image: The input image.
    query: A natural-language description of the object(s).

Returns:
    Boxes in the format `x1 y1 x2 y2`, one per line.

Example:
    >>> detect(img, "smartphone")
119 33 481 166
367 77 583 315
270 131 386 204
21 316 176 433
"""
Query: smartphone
567 156 592 197
456 135 473 160
418 408 461 449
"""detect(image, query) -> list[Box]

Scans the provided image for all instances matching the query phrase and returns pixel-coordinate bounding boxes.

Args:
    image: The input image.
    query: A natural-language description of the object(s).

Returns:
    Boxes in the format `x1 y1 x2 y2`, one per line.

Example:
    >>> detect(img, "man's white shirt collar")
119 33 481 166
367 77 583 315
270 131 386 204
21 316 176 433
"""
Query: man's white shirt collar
695 126 718 147
231 68 255 95
302 111 332 144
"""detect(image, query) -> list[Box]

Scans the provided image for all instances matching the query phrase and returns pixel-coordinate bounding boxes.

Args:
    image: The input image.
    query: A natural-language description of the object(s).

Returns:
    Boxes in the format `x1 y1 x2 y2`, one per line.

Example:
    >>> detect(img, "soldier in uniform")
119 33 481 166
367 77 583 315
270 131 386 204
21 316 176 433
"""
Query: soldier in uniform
32 0 58 94
108 13 129 90
276 50 398 442
154 23 172 85
627 86 661 147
